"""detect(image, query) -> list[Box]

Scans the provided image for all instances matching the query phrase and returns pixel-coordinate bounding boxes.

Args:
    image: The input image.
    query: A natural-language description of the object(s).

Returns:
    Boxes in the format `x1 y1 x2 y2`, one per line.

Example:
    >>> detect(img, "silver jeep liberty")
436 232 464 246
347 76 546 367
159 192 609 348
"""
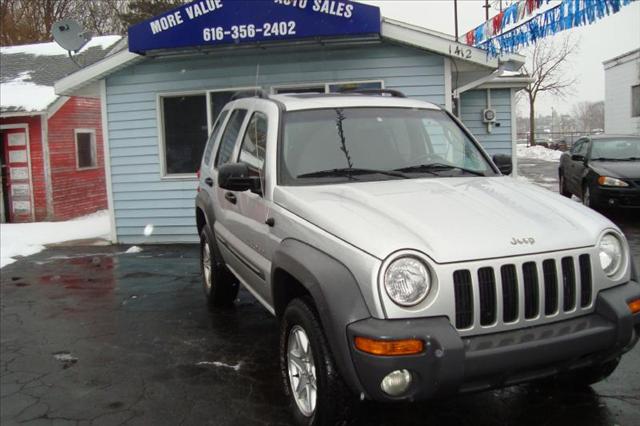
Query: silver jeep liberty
195 90 640 426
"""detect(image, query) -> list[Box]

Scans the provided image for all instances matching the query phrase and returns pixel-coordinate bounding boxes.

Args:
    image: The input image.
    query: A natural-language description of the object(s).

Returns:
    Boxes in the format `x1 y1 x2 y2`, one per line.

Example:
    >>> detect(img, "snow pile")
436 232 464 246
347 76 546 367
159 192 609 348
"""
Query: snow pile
517 144 563 162
0 35 121 56
0 210 110 268
0 71 57 112
125 246 143 254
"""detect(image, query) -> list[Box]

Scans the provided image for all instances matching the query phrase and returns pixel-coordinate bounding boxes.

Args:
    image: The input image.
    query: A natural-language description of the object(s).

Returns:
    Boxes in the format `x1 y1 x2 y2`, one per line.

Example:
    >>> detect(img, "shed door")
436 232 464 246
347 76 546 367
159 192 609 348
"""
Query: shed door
1 129 32 223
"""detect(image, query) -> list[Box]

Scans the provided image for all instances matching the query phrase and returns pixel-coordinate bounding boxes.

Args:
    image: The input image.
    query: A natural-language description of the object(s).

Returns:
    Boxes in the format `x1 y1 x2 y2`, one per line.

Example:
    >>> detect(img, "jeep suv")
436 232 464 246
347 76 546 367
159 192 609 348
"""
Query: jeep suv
195 90 640 426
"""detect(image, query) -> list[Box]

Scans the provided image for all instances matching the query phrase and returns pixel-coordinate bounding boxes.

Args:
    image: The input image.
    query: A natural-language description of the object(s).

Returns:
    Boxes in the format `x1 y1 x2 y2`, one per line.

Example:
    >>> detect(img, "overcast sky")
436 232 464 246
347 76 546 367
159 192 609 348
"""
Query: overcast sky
361 0 640 116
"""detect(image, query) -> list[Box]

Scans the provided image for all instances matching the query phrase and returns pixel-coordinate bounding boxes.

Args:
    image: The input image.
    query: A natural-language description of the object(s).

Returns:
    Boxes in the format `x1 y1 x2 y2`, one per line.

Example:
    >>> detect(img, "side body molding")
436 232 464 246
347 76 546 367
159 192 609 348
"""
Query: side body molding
271 239 372 394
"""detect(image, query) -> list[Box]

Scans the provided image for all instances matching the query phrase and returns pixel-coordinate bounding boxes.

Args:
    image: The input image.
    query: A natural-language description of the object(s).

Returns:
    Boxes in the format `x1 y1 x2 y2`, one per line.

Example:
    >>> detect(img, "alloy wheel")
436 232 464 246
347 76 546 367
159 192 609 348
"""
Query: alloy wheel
287 325 317 417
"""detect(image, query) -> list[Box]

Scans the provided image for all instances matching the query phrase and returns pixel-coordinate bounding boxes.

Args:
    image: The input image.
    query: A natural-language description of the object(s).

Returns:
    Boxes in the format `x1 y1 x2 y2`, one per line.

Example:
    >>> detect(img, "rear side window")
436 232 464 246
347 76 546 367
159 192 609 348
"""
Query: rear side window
203 110 229 166
215 109 247 167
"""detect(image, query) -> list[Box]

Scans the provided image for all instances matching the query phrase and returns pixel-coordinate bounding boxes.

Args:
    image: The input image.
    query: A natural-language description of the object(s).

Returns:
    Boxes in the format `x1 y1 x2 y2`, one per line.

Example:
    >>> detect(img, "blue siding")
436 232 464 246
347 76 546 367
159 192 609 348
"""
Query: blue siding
460 88 513 157
106 43 446 243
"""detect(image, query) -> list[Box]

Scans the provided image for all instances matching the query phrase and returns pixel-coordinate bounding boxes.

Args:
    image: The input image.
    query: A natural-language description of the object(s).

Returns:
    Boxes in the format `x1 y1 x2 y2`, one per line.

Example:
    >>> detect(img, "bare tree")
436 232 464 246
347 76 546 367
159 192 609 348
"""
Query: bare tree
1 0 127 46
572 101 605 132
522 34 580 145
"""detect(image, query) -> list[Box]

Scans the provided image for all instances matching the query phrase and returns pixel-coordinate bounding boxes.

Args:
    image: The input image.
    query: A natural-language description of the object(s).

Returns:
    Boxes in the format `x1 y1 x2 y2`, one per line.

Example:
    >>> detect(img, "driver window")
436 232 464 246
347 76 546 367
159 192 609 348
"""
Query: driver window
573 140 589 157
238 111 268 176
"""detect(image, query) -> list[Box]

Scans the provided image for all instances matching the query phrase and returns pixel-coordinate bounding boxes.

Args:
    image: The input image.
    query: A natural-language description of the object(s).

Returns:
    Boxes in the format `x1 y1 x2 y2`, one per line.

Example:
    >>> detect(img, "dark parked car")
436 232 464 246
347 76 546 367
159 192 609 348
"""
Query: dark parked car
559 135 640 209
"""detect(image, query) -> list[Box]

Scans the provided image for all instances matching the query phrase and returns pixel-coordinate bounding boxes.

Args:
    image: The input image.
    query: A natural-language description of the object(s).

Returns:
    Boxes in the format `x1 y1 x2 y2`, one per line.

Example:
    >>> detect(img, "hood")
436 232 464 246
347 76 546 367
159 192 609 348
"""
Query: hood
274 177 616 263
590 160 640 180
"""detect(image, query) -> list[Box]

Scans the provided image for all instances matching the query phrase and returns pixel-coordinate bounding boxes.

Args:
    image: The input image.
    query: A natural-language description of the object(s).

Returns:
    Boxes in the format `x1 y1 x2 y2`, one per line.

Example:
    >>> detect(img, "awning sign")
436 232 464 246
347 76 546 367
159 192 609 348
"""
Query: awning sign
128 0 381 54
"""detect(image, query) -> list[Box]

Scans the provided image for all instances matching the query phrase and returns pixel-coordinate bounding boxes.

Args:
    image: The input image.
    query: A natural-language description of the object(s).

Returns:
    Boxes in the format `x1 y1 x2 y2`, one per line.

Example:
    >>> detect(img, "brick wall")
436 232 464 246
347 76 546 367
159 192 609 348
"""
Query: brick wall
48 97 107 220
0 115 47 221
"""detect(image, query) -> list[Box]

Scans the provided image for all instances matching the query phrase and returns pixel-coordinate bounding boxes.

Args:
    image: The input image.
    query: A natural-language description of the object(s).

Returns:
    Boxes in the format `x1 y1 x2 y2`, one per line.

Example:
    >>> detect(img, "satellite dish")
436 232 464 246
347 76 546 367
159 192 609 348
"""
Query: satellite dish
52 19 91 53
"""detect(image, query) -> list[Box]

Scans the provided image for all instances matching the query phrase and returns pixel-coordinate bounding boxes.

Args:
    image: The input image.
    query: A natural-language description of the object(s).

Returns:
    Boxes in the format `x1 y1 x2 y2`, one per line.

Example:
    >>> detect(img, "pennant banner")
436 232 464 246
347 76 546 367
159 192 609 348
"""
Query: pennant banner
465 0 636 57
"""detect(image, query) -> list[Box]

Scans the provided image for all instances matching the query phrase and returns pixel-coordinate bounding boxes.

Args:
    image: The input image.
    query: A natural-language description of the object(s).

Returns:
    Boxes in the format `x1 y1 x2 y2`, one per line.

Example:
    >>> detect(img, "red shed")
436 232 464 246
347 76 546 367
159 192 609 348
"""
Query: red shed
0 36 121 223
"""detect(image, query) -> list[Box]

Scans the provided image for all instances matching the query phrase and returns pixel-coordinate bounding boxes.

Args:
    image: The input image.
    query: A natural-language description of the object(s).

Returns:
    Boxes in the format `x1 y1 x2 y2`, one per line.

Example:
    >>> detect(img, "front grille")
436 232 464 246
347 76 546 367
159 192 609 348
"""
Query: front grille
453 270 473 329
453 254 592 331
562 257 576 311
478 267 496 326
542 259 558 315
501 265 518 323
579 254 592 307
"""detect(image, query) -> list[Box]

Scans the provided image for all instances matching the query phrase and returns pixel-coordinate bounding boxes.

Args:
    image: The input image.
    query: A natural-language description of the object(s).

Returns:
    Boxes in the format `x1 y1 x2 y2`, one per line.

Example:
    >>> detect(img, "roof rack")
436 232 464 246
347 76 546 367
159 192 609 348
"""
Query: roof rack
231 88 270 101
340 88 406 98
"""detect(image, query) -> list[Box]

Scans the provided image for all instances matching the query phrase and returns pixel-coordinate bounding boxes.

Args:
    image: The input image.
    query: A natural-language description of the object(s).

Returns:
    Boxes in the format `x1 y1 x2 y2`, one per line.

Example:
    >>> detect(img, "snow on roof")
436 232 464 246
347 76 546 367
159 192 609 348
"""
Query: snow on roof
1 35 121 113
0 35 121 57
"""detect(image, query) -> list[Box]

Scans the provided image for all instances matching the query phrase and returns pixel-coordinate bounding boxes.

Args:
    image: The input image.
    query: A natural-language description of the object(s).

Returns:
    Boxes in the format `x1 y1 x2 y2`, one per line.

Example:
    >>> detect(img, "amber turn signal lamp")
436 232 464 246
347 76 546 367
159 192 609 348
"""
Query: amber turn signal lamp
354 337 424 356
629 299 640 315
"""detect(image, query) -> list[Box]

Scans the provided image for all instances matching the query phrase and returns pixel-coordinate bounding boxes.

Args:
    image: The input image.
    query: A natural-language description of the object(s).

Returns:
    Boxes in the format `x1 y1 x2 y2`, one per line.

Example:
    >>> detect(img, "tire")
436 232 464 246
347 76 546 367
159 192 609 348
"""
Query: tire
559 173 571 197
582 183 594 208
280 298 357 426
551 358 621 388
199 226 239 307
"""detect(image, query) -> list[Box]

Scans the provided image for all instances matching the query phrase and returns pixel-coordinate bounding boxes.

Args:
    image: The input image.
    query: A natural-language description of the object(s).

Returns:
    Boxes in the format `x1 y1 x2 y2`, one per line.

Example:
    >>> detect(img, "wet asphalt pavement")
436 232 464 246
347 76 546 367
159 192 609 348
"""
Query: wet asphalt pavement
1 157 639 426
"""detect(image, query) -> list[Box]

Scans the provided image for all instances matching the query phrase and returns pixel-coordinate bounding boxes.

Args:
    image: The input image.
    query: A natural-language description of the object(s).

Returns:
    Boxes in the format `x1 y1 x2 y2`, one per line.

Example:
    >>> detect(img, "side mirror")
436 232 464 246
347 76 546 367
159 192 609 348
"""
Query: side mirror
493 154 513 175
218 163 262 195
571 154 585 162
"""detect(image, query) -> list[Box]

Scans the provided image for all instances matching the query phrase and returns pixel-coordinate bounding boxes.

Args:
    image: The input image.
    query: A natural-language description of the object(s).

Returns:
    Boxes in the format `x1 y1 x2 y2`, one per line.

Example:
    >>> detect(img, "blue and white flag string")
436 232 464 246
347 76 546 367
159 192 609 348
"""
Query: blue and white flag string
466 0 637 57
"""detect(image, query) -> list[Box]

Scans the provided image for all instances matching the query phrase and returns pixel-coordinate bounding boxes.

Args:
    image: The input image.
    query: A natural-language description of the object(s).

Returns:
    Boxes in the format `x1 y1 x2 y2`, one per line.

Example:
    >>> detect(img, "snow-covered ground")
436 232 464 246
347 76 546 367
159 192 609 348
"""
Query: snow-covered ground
0 210 110 268
517 144 563 162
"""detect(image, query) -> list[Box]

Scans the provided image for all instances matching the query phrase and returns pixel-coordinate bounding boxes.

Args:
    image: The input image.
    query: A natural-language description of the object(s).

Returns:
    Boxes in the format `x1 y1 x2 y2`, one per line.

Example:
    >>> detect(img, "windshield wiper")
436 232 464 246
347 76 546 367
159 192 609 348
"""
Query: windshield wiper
591 157 624 161
297 168 409 179
394 163 486 177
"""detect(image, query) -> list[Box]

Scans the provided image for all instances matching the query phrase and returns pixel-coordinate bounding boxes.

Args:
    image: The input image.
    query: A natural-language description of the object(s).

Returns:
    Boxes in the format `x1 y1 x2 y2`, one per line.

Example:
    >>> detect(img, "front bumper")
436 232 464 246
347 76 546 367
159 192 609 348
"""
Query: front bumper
591 185 640 208
347 280 640 402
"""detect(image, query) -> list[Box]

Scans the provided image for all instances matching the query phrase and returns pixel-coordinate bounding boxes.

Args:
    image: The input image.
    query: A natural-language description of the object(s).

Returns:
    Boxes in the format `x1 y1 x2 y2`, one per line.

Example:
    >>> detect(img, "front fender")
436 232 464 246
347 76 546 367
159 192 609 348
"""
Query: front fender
271 239 371 395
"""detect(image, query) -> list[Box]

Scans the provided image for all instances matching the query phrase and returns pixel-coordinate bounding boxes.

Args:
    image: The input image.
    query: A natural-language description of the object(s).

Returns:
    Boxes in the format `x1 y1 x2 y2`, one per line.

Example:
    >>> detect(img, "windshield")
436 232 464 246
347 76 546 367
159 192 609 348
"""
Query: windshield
590 137 640 160
280 107 495 185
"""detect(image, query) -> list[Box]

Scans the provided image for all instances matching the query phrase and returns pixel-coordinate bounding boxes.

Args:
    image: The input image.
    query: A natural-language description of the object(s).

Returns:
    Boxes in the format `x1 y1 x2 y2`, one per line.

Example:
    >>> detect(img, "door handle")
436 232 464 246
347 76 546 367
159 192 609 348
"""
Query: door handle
225 192 237 204
204 177 214 187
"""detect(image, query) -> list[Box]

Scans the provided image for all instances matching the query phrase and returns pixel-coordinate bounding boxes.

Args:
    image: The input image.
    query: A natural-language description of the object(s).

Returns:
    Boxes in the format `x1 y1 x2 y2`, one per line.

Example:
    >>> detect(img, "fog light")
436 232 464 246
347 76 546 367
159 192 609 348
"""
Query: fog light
380 369 412 396
629 299 640 315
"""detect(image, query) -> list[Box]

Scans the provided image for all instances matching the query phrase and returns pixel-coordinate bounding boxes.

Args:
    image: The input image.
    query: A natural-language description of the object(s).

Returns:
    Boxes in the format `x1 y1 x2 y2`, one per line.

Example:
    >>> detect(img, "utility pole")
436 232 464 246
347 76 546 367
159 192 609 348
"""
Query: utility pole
483 0 490 21
454 0 459 41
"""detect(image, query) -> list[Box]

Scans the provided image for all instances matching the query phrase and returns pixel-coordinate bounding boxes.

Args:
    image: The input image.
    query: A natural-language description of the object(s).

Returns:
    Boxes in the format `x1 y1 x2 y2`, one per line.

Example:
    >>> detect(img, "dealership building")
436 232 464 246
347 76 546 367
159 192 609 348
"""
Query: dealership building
56 0 531 244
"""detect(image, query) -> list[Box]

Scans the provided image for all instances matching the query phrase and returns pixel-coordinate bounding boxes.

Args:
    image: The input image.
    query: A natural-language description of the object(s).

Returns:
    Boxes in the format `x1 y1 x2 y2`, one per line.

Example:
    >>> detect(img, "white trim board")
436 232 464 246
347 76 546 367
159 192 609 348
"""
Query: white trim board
99 80 118 243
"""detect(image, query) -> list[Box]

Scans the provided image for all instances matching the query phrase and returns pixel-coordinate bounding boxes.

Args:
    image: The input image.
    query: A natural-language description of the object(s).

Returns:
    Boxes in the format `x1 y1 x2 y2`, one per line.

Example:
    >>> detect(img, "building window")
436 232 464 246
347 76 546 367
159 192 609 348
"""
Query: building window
160 94 208 176
327 81 383 93
75 129 97 169
632 85 640 118
272 80 384 95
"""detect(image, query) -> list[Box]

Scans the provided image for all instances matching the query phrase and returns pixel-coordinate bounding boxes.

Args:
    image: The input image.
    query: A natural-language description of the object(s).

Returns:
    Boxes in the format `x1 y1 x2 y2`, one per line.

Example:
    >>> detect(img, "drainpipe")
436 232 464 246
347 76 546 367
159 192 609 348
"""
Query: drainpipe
40 114 54 220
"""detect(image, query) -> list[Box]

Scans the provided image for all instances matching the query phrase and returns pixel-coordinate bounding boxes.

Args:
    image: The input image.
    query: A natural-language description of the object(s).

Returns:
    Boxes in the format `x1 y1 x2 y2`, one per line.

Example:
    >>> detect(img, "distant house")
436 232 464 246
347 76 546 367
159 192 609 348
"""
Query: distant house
603 48 640 135
0 36 121 223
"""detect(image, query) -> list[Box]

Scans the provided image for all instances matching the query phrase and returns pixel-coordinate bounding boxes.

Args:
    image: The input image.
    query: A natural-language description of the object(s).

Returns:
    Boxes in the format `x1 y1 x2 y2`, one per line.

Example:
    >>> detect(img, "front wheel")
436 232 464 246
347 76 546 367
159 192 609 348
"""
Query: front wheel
280 298 357 426
200 226 238 307
559 174 571 197
582 184 594 208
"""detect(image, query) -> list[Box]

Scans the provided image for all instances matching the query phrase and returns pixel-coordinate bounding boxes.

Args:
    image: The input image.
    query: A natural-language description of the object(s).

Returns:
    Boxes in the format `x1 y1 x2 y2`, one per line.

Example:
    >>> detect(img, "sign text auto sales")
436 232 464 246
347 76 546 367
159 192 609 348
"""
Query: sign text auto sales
150 0 356 42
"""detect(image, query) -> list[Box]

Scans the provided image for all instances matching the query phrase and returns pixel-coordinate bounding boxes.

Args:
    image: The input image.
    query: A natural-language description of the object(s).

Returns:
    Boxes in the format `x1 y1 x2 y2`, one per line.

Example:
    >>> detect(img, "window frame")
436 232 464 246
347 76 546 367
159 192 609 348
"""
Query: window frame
271 79 384 95
74 128 97 170
157 87 258 180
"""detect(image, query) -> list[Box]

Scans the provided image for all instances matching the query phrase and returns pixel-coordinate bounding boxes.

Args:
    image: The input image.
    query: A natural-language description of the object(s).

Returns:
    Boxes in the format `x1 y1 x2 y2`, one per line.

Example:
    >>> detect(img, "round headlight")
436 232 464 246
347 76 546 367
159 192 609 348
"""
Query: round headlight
598 233 623 277
384 257 431 306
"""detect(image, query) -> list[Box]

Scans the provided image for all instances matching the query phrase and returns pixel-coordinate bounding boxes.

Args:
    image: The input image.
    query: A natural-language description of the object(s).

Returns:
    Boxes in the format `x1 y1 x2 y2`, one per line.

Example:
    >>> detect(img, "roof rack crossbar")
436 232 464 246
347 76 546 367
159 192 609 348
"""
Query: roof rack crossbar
340 88 406 98
231 88 270 101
